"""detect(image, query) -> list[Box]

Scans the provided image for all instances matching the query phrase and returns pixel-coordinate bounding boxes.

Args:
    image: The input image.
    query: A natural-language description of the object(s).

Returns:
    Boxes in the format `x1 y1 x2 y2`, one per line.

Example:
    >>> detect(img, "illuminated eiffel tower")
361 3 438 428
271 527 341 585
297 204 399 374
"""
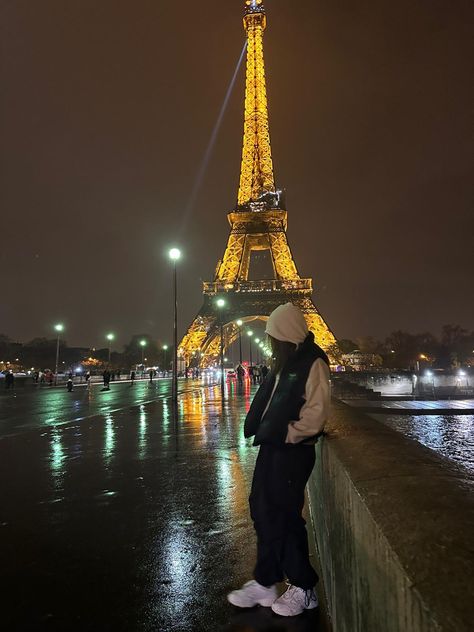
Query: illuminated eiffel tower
179 0 336 366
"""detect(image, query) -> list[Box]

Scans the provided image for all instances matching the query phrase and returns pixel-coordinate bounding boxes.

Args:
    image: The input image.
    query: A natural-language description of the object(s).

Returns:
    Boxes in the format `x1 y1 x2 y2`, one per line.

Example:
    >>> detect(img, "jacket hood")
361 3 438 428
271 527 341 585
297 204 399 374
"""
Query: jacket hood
265 303 308 345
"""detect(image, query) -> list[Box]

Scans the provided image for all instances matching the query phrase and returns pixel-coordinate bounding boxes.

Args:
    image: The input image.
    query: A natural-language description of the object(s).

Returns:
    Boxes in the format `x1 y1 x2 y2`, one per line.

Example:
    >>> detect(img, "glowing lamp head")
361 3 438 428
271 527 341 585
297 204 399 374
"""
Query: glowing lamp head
140 340 147 347
54 324 64 333
162 344 168 350
169 248 181 261
216 298 226 309
247 330 253 337
106 333 115 342
236 319 243 327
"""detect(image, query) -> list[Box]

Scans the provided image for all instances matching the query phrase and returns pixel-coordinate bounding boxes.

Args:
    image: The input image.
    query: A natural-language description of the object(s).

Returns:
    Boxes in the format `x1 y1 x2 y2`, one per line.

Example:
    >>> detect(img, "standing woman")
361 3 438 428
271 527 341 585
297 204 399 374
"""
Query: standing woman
227 303 331 617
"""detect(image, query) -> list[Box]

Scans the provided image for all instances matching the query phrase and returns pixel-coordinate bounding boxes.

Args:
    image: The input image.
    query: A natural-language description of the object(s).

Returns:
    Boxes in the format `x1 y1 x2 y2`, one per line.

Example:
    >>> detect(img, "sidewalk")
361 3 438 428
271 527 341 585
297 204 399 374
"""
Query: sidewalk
0 381 328 631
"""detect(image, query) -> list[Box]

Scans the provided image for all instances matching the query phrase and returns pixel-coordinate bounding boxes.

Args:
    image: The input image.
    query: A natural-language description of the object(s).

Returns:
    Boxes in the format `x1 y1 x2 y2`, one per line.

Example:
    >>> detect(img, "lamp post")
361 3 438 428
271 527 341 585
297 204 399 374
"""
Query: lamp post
162 344 169 374
54 324 64 385
139 339 147 365
106 333 115 364
236 319 243 364
247 330 253 366
216 298 226 396
169 248 181 408
255 338 261 364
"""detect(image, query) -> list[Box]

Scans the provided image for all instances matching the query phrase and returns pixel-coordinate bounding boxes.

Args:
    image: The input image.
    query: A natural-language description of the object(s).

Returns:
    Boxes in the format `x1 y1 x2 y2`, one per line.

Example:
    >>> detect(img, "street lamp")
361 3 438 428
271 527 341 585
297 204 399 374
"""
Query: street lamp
247 330 253 366
106 333 115 364
255 338 261 364
162 344 169 373
236 319 243 364
54 323 64 385
140 339 147 365
169 247 181 408
216 298 226 395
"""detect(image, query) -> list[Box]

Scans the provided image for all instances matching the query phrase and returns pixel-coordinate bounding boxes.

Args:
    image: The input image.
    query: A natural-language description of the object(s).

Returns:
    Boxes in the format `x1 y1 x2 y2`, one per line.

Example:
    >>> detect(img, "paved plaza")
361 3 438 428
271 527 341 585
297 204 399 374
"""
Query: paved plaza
1 380 327 631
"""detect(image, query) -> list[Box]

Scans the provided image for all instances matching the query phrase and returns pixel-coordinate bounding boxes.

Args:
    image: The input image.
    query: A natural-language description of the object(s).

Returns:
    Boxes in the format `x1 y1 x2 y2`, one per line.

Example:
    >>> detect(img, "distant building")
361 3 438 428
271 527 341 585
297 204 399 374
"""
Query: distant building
342 350 383 371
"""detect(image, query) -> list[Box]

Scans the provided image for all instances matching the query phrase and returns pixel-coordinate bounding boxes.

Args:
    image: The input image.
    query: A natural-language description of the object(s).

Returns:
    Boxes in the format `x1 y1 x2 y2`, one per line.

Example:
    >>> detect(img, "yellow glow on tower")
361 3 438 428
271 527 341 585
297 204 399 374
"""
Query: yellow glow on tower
238 0 275 206
178 1 337 367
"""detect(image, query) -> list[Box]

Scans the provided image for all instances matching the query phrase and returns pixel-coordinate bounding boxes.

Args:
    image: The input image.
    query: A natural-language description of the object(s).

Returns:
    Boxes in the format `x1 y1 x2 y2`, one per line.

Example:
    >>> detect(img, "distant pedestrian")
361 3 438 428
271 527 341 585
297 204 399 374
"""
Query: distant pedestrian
236 364 245 384
4 371 14 390
261 364 269 380
67 377 73 392
227 303 330 617
130 370 136 385
253 365 260 384
149 368 154 383
103 369 111 390
248 365 254 383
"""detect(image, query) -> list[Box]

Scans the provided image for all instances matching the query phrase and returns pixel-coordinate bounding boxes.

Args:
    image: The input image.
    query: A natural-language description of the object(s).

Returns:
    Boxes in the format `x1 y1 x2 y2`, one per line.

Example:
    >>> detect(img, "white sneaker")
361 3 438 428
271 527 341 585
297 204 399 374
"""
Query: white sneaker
227 580 278 608
271 583 319 617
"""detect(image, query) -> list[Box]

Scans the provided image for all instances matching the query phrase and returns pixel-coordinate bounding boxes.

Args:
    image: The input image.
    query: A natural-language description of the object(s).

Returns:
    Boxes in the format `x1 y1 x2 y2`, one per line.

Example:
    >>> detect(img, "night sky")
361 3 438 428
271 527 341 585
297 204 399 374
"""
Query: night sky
2 0 473 349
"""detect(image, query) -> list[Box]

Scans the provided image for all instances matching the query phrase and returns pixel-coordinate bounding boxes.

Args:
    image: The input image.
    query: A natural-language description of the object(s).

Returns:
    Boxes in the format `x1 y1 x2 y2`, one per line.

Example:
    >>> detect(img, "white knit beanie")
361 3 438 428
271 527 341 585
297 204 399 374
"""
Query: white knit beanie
265 303 308 345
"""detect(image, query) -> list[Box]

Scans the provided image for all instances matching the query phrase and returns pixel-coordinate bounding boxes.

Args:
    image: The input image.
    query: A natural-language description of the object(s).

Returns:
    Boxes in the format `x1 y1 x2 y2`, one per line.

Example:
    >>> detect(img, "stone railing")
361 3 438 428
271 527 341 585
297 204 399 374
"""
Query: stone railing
307 400 474 632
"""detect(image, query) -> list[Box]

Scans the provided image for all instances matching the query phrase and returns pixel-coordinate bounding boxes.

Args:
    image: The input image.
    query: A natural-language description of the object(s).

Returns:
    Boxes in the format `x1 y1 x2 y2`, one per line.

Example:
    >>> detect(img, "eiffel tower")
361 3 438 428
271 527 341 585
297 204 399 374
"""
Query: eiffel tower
179 0 336 367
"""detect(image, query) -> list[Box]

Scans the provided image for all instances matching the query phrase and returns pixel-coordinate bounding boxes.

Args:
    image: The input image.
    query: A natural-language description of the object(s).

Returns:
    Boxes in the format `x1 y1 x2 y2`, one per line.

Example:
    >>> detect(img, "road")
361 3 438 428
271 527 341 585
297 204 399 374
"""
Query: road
0 377 210 437
0 379 327 631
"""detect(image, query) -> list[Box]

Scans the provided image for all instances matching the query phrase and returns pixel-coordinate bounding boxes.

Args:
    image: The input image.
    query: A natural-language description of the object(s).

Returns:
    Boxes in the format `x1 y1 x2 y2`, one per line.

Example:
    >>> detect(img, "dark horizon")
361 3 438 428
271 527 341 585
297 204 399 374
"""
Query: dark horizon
2 0 473 349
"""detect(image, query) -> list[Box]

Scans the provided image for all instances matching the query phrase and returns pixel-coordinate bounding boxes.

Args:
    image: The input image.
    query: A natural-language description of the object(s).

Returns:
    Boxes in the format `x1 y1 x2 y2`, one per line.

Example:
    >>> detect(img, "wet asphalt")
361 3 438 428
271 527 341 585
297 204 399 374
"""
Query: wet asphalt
1 379 327 631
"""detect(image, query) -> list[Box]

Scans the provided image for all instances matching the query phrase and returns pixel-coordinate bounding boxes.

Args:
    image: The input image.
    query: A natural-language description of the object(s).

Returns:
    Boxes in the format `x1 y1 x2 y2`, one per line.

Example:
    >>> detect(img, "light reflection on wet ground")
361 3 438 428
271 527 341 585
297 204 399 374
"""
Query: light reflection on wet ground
0 378 213 436
0 381 326 631
370 413 474 472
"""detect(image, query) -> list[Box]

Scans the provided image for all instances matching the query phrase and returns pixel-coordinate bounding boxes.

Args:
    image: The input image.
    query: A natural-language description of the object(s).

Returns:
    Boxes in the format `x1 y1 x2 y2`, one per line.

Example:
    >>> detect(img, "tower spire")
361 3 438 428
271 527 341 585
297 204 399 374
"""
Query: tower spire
238 0 277 209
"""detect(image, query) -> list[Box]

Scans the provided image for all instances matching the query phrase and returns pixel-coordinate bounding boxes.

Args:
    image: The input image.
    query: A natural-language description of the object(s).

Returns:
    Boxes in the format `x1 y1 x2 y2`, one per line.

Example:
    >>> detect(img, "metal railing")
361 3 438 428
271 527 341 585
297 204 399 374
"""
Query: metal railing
203 279 312 294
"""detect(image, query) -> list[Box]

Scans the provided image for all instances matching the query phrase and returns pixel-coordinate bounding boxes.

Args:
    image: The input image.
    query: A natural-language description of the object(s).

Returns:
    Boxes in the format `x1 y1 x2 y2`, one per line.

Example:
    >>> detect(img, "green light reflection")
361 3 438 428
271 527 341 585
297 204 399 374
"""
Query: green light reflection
103 414 116 466
138 406 148 460
50 427 66 491
162 400 170 445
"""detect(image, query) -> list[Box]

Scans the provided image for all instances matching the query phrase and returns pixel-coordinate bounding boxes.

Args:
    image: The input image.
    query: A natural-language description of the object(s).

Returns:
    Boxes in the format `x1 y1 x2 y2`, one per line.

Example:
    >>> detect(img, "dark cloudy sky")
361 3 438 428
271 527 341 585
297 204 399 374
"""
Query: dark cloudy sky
1 0 473 349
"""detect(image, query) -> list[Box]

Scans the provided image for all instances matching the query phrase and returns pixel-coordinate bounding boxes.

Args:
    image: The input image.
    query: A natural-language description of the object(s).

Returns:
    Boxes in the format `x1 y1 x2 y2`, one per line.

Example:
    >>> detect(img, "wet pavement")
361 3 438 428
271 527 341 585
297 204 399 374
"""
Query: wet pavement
1 380 327 631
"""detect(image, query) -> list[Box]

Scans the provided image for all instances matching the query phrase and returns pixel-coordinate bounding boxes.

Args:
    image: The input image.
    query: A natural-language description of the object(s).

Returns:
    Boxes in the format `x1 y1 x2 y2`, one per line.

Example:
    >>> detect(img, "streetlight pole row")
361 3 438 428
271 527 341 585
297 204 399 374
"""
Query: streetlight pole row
235 321 272 366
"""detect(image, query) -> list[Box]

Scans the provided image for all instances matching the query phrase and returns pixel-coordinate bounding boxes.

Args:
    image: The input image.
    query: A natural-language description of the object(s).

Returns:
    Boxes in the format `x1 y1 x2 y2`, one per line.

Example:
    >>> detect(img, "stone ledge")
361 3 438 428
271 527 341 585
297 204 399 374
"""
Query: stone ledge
307 400 474 632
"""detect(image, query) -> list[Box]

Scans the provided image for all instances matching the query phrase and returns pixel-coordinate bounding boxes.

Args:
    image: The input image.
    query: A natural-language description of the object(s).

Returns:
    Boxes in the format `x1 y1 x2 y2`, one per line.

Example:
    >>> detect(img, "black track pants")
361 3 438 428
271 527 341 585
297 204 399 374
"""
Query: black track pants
249 443 318 590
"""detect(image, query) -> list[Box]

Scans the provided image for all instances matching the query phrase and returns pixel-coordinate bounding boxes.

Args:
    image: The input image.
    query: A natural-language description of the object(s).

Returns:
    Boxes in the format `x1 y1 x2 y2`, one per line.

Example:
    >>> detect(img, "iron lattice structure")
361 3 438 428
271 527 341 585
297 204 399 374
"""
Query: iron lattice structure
179 0 336 367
